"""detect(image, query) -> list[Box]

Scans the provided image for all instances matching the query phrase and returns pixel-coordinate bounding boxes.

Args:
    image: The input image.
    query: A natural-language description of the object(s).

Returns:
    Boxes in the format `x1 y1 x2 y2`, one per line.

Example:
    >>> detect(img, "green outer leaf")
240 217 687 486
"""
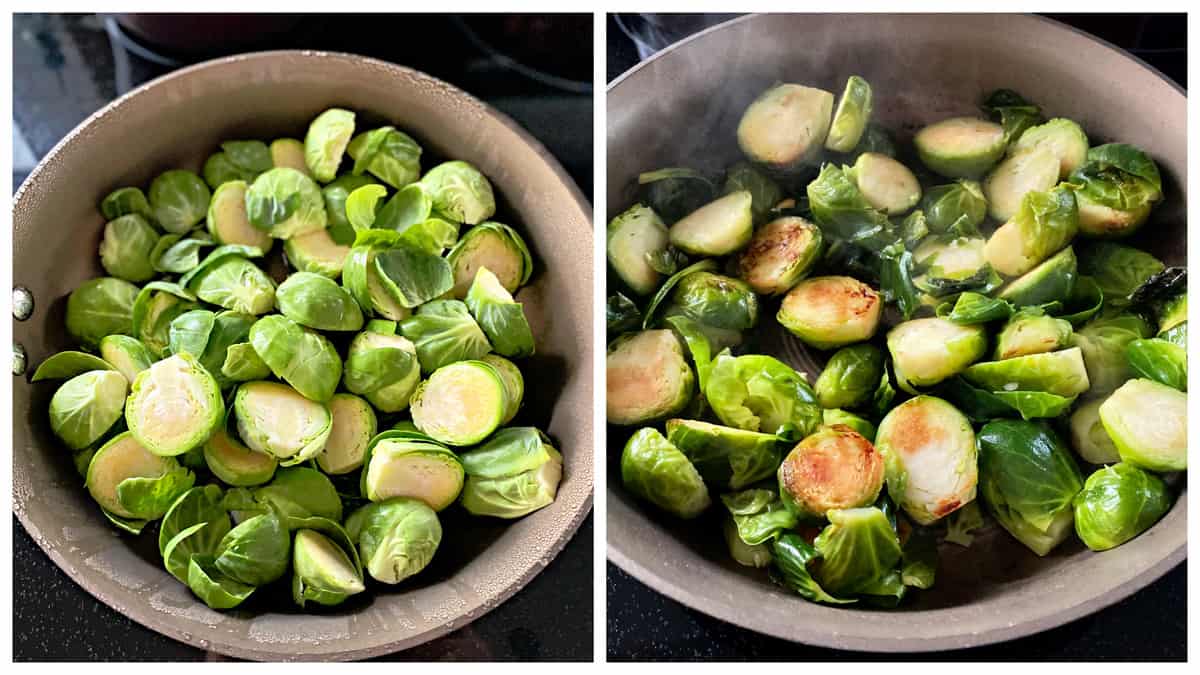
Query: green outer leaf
373 243 455 309
940 292 1014 325
770 534 856 605
187 555 256 609
114 464 196 520
168 309 216 359
990 391 1077 420
459 427 551 478
1126 338 1187 391
705 351 820 440
214 511 290 586
465 267 535 358
720 488 798 545
178 244 266 288
158 485 231 584
399 299 492 375
642 259 718 330
101 187 154 221
248 315 342 402
665 419 781 490
346 184 388 230
31 351 114 382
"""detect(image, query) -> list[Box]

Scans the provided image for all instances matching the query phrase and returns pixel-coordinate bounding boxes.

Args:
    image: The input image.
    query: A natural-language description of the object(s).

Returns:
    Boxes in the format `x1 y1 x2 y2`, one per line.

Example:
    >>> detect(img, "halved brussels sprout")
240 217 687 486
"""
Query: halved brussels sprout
234 381 333 465
814 344 884 409
292 526 365 607
1068 397 1121 465
778 424 884 517
737 216 823 295
1069 144 1162 238
920 180 987 232
459 427 563 518
447 222 533 298
665 419 780 490
275 271 364 332
737 83 834 171
1100 378 1187 472
982 148 1059 222
371 240 455 309
317 394 378 475
99 214 159 283
1074 463 1170 551
184 251 277 316
132 282 199 358
705 352 820 439
986 188 1078 279
255 466 343 523
914 117 1006 178
1072 311 1154 396
410 360 507 446
346 126 422 188
101 186 154 221
481 354 524 424
67 277 139 349
876 396 977 525
778 276 882 350
168 309 256 390
343 246 410 320
86 432 194 522
607 204 670 295
668 190 753 256
997 246 1077 307
362 432 465 510
849 152 920 215
303 108 355 182
620 427 710 519
912 235 993 296
825 75 873 153
212 509 290 588
419 160 496 225
49 370 128 450
245 168 328 239
149 169 211 234
203 152 257 190
1126 338 1186 391
249 315 342 402
347 498 441 583
207 180 273 251
805 163 892 248
126 353 223 457
662 271 758 342
814 506 904 597
606 330 695 426
466 267 535 358
994 311 1072 360
1009 118 1089 179
270 138 311 176
963 346 1090 398
400 299 492 375
344 322 421 413
203 428 277 487
284 227 352 279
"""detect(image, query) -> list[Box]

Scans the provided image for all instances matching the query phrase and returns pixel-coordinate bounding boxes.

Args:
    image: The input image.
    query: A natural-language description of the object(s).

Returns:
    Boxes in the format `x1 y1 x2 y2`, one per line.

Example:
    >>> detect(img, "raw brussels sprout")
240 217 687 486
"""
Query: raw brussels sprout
270 138 311 176
203 152 257 189
982 148 1059 222
101 186 154 221
737 216 823 295
234 381 333 465
1009 118 1089 179
778 276 882 350
920 180 987 233
400 299 492 375
203 428 277 487
249 315 342 402
876 396 977 525
284 230 351 280
99 214 160 282
848 152 921 215
778 424 885 517
1100 378 1187 472
885 317 986 394
606 203 670 295
997 246 1078 308
30 350 112 383
347 498 441 583
419 160 496 224
447 222 533 298
316 394 378 475
245 168 328 239
665 419 780 490
723 517 772 568
304 108 356 183
149 169 211 234
362 432 465 510
346 126 422 188
1071 312 1153 395
168 309 256 390
370 240 454 310
126 353 223 457
322 173 378 231
721 487 797 549
814 344 884 409
1077 242 1164 308
49 370 128 450
158 485 230 583
481 354 524 424
410 360 507 446
963 346 1090 398
344 322 421 413
459 427 563 518
620 427 711 519
977 419 1083 555
207 180 273 251
914 117 1007 178
66 277 139 349
292 525 366 607
825 75 873 153
183 249 277 316
1074 463 1171 551
255 466 343 523
221 342 272 383
813 506 901 595
98 335 153 384
669 190 753 256
706 351 820 439
723 162 782 224
466 267 535 358
1068 397 1121 465
986 186 1078 278
994 311 1073 360
149 233 209 275
213 510 290 587
275 272 365 332
86 432 194 524
737 83 834 171
132 281 199 358
1125 338 1186 391
1069 143 1162 238
606 330 694 426
342 245 410 320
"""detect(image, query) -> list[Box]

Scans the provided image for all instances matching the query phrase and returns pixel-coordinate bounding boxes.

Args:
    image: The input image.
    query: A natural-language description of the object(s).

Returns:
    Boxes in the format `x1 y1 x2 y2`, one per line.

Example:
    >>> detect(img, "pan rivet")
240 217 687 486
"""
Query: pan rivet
13 342 28 376
13 286 34 321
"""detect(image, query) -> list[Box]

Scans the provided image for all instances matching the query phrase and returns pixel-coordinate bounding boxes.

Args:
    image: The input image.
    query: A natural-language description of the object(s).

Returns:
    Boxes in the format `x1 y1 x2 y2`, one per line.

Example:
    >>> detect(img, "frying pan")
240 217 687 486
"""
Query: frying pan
13 51 593 660
607 14 1186 651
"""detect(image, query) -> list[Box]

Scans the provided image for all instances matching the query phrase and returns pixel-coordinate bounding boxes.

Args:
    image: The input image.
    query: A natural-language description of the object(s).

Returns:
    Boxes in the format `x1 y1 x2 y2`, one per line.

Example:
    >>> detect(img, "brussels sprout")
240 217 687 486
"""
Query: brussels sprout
664 419 780 490
249 315 342 402
997 246 1077 307
362 432 465 509
825 75 873 153
124 353 223 457
813 507 902 595
245 168 328 239
1077 242 1164 308
346 126 422 188
184 252 277 316
149 234 209 275
1126 338 1186 391
636 167 716 227
778 276 882 350
49 370 128 450
131 282 199 358
465 267 535 358
668 190 753 257
410 360 507 446
66 277 138 349
400 299 492 375
815 344 884 409
203 428 277 487
662 270 758 339
99 214 160 283
980 88 1042 144
986 187 1078 278
736 216 823 296
269 138 311 176
1009 118 1089 179
913 236 994 295
86 432 194 523
821 408 876 442
722 162 781 224
805 164 892 249
977 419 1083 555
778 425 884 517
1100 378 1187 472
920 180 987 233
149 169 211 234
168 309 256 389
447 222 533 298
914 117 1006 178
275 272 364 332
481 354 524 424
206 180 273 251
292 525 365 607
1074 463 1171 551
1071 312 1153 395
158 485 230 582
963 346 1090 398
771 533 854 605
723 517 773 568
1069 144 1162 238
255 466 343 523
317 394 377 475
876 396 977 525
342 245 410 320
606 204 670 295
938 291 1014 325
621 427 711 519
737 83 834 171
213 510 290 587
982 148 1059 222
459 427 563 518
721 487 798 549
221 342 271 383
848 152 920 215
303 108 355 183
705 351 820 439
101 186 154 221
606 330 695 427
31 351 114 382
344 322 421 413
203 152 257 189
234 381 333 465
419 160 496 225
1068 397 1121 465
348 498 441 583
284 227 351 280
995 311 1073 360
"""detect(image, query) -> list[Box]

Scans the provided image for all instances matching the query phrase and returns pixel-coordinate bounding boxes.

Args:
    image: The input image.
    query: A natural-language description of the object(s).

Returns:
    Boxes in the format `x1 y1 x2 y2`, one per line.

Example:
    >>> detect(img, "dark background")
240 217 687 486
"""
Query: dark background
606 13 1186 661
12 13 593 661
